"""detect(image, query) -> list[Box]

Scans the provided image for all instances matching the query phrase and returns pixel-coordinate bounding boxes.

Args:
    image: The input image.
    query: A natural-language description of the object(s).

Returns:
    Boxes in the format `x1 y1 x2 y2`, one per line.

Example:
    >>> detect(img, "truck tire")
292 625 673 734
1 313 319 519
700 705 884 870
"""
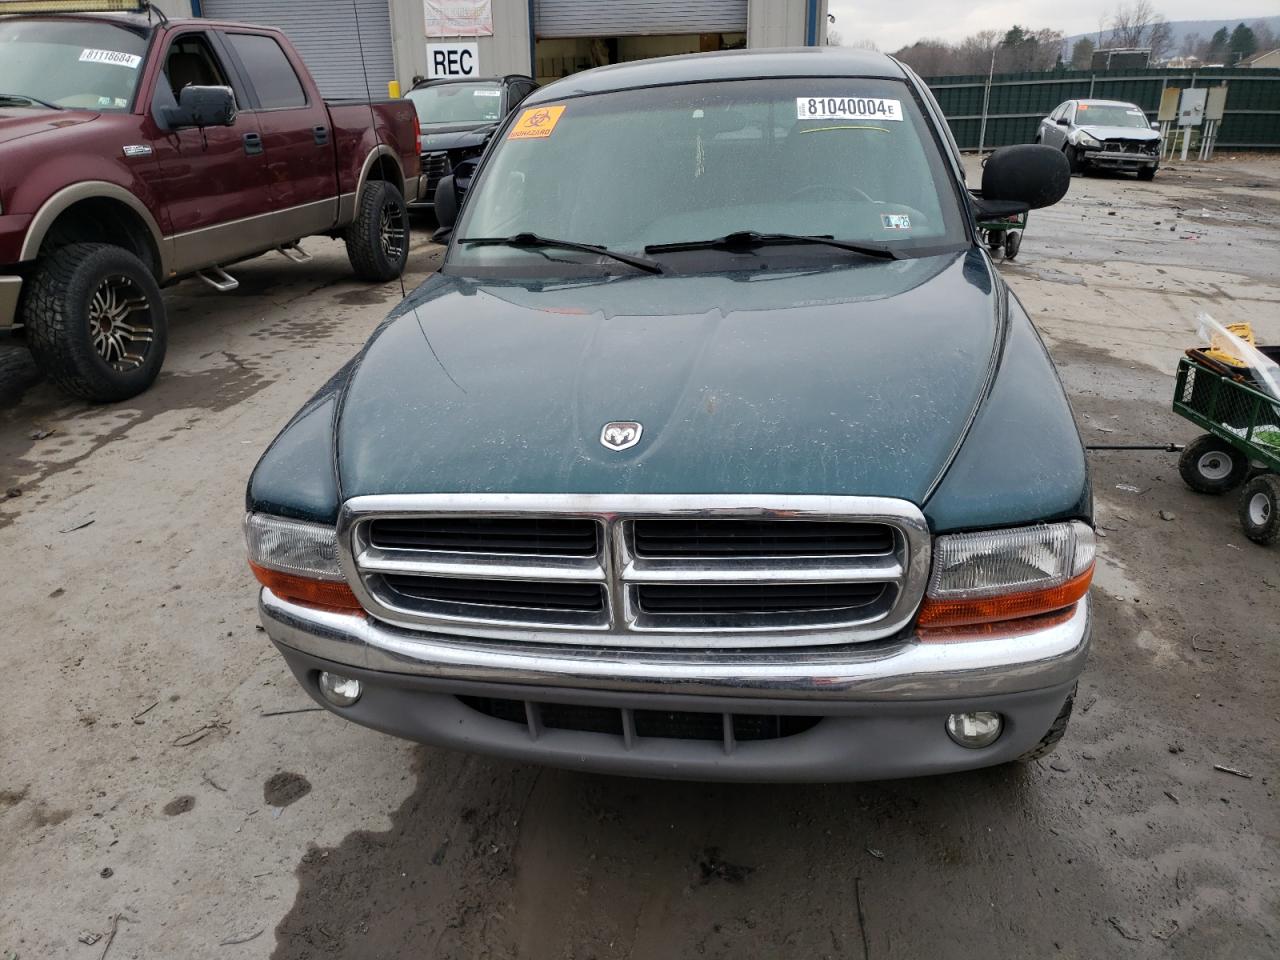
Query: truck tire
24 243 167 403
1137 164 1158 181
1016 685 1075 762
346 181 409 282
1238 474 1280 545
1178 434 1248 494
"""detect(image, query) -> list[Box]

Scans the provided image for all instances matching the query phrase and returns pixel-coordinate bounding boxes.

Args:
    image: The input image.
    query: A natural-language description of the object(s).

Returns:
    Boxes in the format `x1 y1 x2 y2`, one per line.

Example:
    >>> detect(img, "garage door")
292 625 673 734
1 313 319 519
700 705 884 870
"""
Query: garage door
199 0 395 100
535 0 747 38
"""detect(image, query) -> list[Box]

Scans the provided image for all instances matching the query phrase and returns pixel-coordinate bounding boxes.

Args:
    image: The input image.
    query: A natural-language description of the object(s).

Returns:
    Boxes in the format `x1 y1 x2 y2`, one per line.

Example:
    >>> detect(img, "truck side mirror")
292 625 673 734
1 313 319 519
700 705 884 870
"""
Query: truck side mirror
435 174 460 229
163 85 237 130
980 144 1071 210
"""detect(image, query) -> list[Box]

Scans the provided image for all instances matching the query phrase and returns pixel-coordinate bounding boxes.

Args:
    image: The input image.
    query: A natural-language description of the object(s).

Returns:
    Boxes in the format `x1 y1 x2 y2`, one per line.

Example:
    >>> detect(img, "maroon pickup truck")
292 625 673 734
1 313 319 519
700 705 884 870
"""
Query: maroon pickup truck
0 9 422 401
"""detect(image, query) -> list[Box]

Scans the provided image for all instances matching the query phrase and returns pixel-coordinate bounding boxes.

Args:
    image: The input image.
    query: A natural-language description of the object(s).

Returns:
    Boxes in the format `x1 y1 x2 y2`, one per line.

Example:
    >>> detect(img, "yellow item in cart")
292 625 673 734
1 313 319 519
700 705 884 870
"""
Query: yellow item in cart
1204 322 1257 368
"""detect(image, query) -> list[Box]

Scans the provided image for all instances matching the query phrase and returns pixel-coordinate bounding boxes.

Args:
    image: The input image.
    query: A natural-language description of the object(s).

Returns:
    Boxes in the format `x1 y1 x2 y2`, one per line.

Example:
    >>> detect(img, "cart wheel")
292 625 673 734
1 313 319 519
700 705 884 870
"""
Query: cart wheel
987 232 1004 253
1178 435 1248 494
1238 474 1280 545
1004 231 1021 259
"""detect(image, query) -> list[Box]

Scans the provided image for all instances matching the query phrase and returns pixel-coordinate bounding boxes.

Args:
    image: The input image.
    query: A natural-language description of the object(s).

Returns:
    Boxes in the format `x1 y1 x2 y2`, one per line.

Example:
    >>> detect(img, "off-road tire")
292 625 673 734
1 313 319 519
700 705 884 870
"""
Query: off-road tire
1137 164 1158 181
346 181 409 282
1179 434 1248 494
24 243 167 402
1004 230 1021 259
1238 474 1280 545
1017 686 1075 762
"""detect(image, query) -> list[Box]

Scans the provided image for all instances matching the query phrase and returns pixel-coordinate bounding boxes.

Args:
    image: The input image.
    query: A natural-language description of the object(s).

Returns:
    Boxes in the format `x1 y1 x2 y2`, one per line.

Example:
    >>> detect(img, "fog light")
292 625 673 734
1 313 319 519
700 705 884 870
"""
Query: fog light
946 711 1002 748
319 672 362 707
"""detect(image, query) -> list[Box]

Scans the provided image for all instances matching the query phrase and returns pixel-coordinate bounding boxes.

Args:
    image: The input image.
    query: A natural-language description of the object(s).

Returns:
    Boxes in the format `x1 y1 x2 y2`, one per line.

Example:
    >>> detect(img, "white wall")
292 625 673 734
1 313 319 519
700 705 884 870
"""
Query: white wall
391 0 533 84
746 0 825 48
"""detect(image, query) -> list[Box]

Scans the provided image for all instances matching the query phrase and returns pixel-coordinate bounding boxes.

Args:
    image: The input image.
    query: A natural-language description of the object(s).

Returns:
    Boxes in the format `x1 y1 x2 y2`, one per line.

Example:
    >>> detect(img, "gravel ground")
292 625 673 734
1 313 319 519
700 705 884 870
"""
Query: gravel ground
1 158 1277 960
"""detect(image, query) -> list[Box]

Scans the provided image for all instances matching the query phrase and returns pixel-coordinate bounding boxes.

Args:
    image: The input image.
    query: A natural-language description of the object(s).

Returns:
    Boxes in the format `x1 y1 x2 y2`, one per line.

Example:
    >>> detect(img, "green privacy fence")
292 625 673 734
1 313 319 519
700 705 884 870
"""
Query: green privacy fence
922 67 1280 151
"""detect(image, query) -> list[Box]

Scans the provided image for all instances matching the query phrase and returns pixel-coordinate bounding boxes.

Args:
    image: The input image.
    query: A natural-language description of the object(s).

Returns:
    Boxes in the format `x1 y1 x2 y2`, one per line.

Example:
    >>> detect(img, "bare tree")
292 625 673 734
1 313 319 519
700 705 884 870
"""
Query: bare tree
1107 0 1169 58
826 28 843 47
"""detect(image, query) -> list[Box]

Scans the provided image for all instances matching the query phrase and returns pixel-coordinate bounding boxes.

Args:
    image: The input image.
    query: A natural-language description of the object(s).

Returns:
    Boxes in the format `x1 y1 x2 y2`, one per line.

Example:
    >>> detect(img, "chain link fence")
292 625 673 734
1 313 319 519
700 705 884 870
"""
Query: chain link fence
922 66 1280 152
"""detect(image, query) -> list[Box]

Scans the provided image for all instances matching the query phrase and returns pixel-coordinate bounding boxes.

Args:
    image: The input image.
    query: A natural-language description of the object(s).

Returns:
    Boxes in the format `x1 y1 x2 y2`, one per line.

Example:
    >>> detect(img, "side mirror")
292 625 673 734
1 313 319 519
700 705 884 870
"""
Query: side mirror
1056 117 1070 126
434 174 460 229
980 144 1070 210
163 85 237 130
1151 121 1161 131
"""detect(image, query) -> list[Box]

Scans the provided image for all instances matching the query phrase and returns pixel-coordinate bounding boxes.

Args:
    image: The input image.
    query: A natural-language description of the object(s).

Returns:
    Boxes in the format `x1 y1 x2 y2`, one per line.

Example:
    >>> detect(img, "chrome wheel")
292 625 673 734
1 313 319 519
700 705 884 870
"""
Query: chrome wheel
379 204 406 261
89 275 153 371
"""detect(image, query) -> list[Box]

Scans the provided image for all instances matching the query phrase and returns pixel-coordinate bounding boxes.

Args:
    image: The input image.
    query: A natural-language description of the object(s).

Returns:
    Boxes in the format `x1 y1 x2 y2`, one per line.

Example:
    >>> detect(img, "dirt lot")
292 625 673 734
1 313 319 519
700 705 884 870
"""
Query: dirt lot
1 158 1277 960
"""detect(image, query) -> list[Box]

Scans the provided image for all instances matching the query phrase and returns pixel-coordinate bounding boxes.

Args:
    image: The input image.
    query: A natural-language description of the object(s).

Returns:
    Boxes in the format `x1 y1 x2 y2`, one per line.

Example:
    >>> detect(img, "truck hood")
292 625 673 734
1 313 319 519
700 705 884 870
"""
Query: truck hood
1078 124 1159 141
419 122 496 153
335 250 1004 503
0 108 98 145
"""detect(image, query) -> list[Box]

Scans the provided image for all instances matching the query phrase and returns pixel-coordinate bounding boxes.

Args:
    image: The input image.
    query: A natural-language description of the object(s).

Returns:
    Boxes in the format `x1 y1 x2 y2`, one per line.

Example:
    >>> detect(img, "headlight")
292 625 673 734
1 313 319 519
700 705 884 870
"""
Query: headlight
245 513 362 612
1075 133 1102 149
918 521 1094 629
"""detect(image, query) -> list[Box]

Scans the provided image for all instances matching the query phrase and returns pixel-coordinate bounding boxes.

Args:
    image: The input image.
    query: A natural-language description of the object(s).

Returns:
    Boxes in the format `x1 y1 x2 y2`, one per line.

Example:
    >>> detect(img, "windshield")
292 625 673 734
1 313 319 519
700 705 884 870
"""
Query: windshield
450 77 966 274
1076 103 1150 128
0 18 148 111
408 82 503 127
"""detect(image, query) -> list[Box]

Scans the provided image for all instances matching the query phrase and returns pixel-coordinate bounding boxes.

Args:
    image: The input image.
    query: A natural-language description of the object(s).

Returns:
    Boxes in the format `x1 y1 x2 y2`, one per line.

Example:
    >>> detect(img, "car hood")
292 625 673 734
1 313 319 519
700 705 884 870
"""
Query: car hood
420 122 496 152
1079 124 1159 141
335 250 1004 503
0 108 98 145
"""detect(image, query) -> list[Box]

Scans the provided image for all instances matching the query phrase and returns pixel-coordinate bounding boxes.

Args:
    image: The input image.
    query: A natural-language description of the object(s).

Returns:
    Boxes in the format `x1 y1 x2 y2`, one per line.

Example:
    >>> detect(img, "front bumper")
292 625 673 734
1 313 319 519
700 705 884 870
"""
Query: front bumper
0 276 22 328
260 589 1091 780
1083 149 1158 168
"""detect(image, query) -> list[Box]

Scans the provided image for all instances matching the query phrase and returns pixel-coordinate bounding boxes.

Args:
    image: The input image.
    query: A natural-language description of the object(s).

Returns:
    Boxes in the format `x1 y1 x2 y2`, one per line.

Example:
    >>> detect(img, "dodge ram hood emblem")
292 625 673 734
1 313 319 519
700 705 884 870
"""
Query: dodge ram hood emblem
600 421 642 451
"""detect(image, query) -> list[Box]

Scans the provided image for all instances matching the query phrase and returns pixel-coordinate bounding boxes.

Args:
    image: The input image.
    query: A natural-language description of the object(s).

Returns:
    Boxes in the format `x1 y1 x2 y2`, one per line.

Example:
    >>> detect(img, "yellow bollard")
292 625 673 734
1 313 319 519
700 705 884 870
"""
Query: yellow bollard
388 80 402 99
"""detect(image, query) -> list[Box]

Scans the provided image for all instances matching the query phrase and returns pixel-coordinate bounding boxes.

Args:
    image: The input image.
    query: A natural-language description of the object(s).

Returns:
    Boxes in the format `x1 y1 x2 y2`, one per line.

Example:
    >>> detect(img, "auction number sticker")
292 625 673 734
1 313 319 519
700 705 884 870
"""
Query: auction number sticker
79 48 142 69
796 97 901 121
508 105 565 140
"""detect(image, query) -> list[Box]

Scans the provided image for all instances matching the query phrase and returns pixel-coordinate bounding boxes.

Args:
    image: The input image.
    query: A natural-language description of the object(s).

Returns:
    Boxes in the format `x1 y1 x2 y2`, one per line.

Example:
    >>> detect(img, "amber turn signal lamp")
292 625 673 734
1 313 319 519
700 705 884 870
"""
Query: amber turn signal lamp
918 565 1093 630
249 562 363 613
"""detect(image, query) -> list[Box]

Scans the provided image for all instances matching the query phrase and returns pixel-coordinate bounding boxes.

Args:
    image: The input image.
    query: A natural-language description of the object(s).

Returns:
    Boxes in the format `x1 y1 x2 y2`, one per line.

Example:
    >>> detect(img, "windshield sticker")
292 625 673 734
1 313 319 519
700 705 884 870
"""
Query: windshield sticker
508 105 565 140
473 89 501 97
881 213 912 231
797 97 902 121
79 48 142 69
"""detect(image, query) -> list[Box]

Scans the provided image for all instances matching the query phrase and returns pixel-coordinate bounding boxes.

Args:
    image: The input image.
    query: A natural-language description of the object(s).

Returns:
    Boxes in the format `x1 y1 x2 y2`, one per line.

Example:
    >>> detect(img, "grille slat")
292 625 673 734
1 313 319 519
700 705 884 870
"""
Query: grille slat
633 519 894 557
636 582 884 615
370 517 598 557
382 574 605 613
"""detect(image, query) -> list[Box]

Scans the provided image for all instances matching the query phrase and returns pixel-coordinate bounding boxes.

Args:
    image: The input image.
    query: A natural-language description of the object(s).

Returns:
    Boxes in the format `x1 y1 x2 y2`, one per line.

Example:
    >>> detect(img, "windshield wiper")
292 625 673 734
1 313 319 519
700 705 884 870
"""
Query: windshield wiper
0 93 62 110
645 231 898 260
458 232 664 274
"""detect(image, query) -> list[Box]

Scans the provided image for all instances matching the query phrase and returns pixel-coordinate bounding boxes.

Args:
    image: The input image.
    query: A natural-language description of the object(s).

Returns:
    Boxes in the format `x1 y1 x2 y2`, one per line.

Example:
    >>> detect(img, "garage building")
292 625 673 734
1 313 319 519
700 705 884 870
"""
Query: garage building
168 0 828 98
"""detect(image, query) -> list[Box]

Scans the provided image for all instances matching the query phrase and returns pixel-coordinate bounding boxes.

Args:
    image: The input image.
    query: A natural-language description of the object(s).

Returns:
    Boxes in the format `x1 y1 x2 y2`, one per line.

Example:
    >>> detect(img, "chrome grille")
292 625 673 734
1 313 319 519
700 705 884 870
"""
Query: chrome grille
340 494 930 649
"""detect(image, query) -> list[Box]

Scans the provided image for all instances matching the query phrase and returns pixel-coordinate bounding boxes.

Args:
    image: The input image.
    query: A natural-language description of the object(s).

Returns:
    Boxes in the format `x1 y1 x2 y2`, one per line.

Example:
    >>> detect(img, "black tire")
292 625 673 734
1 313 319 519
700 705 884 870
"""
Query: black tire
1238 474 1280 545
1017 686 1075 762
1178 434 1248 494
1004 231 1021 259
1137 164 1158 181
346 181 409 282
24 243 167 402
1065 145 1082 174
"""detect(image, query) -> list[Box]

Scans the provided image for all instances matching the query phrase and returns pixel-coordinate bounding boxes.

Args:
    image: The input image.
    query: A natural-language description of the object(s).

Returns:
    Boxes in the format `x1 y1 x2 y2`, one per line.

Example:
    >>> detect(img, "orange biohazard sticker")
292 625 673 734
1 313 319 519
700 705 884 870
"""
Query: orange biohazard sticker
508 105 566 140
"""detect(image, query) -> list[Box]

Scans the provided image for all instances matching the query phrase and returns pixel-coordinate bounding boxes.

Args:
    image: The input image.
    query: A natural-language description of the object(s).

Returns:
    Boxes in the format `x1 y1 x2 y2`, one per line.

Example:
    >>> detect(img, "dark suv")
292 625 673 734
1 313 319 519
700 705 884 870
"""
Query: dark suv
405 74 536 210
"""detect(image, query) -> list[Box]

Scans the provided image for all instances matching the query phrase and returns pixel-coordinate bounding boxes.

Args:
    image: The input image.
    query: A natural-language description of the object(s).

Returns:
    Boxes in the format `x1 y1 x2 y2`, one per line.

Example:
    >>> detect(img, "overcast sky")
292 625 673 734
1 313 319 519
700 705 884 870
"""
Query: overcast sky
826 1 1271 51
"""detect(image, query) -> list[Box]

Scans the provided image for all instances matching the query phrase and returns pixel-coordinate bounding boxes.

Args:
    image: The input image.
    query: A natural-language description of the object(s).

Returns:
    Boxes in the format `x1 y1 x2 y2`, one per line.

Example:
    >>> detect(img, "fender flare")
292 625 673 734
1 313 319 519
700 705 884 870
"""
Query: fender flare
20 181 171 276
355 145 405 203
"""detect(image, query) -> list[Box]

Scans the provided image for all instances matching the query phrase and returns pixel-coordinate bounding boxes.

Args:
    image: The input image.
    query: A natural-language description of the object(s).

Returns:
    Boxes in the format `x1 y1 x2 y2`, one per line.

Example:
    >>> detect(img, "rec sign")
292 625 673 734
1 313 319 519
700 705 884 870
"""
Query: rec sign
426 41 479 79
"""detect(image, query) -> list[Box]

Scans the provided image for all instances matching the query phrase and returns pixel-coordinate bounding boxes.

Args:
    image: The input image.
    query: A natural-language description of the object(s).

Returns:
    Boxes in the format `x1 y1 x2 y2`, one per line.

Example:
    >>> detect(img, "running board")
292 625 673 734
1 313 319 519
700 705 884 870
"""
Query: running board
278 243 313 264
196 266 239 292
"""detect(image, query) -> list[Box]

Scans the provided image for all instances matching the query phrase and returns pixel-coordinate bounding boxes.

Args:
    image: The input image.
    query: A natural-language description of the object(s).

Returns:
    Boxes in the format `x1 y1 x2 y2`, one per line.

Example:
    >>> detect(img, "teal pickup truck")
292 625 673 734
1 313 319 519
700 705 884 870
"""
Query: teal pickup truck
245 48 1093 781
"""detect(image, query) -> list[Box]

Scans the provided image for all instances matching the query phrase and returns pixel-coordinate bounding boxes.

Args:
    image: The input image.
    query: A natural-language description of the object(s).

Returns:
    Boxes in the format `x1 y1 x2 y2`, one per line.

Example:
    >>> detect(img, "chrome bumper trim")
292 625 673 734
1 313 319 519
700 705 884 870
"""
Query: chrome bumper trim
0 276 21 327
260 589 1091 702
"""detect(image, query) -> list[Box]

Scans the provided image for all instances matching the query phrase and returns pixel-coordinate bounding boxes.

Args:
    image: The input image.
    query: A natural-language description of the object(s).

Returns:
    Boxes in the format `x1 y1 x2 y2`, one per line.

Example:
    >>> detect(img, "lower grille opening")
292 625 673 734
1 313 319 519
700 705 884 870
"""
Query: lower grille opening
382 575 605 613
458 697 822 742
636 582 885 615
